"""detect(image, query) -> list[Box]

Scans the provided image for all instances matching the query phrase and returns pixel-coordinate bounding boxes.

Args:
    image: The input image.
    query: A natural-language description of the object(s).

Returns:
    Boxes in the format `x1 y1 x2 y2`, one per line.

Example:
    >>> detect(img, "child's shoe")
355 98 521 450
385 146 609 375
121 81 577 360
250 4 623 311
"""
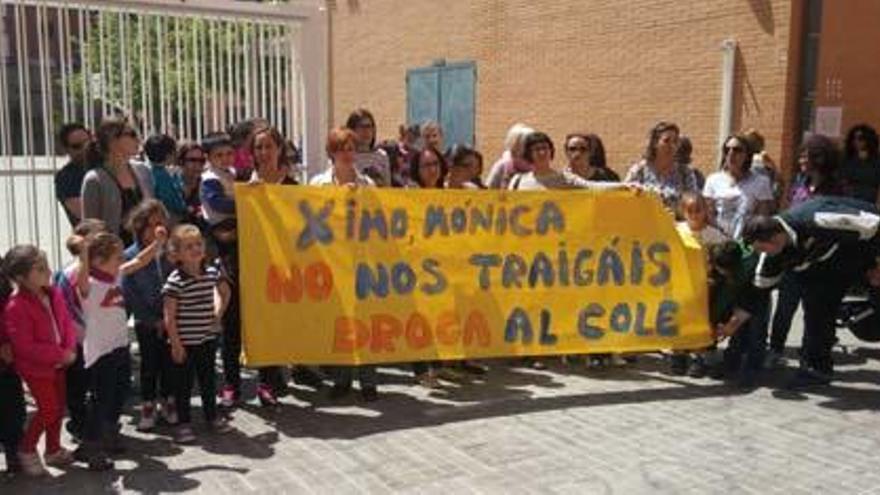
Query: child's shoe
360 386 379 402
219 385 239 408
256 383 279 407
174 425 196 444
161 398 179 425
44 447 75 467
18 452 48 477
416 371 440 389
137 402 157 432
209 417 233 434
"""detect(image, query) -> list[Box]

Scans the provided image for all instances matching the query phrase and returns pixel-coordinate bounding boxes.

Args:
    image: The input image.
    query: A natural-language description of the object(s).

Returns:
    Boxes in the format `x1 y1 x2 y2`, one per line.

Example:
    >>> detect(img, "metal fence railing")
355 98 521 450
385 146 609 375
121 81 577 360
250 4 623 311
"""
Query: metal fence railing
0 0 328 265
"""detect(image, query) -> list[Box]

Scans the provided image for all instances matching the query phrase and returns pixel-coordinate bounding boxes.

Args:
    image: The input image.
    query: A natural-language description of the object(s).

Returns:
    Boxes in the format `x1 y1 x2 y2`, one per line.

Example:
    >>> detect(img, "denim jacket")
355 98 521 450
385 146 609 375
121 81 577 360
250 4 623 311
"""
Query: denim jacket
122 243 175 326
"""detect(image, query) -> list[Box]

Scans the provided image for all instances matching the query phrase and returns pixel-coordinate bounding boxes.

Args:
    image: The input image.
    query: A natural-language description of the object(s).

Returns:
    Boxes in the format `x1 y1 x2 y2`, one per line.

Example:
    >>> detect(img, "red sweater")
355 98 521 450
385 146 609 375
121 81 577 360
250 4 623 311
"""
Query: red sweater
2 287 77 379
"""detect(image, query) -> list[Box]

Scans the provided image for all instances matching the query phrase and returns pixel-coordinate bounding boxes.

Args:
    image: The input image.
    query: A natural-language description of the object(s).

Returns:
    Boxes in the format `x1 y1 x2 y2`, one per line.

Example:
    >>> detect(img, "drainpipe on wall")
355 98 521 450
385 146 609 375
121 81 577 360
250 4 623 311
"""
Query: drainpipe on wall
717 39 737 167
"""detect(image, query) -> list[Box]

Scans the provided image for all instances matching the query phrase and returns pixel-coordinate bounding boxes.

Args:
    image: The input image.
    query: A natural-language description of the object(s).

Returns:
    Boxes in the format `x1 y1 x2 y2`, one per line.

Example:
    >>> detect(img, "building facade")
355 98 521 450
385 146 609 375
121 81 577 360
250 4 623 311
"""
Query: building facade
328 0 879 179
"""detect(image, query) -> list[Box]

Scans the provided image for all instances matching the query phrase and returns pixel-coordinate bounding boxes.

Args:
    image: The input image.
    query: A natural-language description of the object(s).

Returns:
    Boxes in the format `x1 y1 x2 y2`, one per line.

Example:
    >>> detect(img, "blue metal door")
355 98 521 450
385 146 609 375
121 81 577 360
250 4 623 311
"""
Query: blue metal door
406 61 476 148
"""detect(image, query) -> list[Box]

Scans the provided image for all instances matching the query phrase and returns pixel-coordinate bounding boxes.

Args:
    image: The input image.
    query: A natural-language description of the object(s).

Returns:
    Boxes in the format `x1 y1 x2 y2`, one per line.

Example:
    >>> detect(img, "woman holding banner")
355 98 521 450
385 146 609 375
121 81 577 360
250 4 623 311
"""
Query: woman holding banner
240 127 308 407
624 121 699 215
310 128 379 401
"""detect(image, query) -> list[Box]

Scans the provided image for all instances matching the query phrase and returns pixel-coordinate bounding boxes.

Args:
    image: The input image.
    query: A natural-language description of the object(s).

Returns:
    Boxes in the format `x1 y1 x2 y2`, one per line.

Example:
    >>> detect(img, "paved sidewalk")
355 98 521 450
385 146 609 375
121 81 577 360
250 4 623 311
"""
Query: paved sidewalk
3 324 880 494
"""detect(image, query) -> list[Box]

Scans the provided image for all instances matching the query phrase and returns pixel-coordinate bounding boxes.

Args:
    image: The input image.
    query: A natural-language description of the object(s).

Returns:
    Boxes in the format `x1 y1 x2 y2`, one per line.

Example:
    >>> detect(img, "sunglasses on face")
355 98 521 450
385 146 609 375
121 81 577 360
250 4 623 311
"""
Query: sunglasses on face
185 157 206 164
355 122 375 130
566 146 589 153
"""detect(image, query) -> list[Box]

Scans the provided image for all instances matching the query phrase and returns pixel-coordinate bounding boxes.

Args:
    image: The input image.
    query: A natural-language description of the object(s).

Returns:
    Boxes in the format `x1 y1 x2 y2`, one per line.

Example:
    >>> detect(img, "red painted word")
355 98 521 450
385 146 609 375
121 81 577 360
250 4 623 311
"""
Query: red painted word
333 311 491 353
266 262 334 303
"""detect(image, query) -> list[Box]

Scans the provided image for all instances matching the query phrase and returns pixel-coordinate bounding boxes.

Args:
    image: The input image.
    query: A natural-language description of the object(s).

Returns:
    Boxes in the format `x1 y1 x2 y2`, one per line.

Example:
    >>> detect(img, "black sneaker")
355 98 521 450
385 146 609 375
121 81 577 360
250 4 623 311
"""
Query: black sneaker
687 357 708 378
669 354 689 376
328 384 352 400
459 360 488 375
291 366 325 389
66 422 84 444
3 452 21 475
74 445 114 471
361 386 378 402
103 432 127 456
87 454 114 472
785 368 832 389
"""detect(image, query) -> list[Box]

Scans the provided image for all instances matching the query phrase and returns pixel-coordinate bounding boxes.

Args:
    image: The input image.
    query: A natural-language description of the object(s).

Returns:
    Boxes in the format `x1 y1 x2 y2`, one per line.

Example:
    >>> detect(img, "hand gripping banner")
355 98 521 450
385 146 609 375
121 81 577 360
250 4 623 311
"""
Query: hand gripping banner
236 185 711 365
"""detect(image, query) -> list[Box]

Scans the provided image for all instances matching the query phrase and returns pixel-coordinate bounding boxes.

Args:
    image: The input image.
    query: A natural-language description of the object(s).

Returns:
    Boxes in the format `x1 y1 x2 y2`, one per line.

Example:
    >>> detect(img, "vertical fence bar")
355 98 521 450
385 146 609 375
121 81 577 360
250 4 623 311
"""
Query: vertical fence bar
157 17 166 133
268 24 276 130
0 57 13 244
193 19 203 139
210 19 219 131
286 25 296 145
138 14 148 134
57 6 70 123
0 3 14 244
119 11 130 118
63 7 73 120
174 17 183 138
144 15 154 134
182 19 190 140
274 25 283 135
288 24 300 151
242 23 250 120
79 8 90 127
38 4 61 266
226 21 235 127
258 23 266 120
19 4 37 244
98 11 108 116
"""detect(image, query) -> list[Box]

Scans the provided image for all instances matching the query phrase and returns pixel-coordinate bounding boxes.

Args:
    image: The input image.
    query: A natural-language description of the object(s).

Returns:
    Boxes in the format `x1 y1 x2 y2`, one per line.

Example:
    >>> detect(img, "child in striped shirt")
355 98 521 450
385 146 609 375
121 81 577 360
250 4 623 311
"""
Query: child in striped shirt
163 224 232 444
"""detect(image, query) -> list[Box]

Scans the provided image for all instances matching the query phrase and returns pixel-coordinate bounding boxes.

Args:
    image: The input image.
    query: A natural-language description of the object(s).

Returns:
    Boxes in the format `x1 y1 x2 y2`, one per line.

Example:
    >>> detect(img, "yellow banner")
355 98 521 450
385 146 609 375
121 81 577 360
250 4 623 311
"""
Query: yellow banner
236 185 711 366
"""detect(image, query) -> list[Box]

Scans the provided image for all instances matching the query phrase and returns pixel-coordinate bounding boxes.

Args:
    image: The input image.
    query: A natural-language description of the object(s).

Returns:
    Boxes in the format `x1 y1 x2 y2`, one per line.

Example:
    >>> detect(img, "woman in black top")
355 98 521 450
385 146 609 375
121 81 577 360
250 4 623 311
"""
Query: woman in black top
841 124 880 205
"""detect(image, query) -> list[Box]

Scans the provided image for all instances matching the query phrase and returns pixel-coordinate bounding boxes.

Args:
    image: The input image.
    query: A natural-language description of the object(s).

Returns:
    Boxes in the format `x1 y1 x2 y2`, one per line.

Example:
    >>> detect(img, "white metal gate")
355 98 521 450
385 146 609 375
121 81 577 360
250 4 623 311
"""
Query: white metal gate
0 0 328 265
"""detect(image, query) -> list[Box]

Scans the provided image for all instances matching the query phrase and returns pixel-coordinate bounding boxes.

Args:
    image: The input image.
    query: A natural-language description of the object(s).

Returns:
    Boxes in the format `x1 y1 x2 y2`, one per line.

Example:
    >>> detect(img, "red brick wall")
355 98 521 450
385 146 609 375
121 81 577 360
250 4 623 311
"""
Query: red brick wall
814 0 880 142
330 0 795 178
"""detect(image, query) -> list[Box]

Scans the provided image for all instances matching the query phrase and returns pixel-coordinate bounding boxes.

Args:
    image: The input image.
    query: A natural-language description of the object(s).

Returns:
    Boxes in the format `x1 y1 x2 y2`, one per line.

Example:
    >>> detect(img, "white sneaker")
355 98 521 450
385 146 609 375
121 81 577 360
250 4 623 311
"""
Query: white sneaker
18 452 48 477
137 402 157 432
160 399 179 426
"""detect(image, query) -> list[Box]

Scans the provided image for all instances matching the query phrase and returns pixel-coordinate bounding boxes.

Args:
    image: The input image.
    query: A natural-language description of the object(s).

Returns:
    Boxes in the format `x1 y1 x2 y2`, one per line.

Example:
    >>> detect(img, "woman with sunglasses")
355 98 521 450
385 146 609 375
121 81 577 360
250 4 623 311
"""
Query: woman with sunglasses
81 118 154 245
702 134 775 239
564 133 619 182
176 143 208 229
345 108 391 187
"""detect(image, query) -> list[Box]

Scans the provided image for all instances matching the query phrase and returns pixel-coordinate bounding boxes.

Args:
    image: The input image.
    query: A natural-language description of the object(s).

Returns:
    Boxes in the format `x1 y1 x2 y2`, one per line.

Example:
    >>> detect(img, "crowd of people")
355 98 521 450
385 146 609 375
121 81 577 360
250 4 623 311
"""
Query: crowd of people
2 109 880 478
